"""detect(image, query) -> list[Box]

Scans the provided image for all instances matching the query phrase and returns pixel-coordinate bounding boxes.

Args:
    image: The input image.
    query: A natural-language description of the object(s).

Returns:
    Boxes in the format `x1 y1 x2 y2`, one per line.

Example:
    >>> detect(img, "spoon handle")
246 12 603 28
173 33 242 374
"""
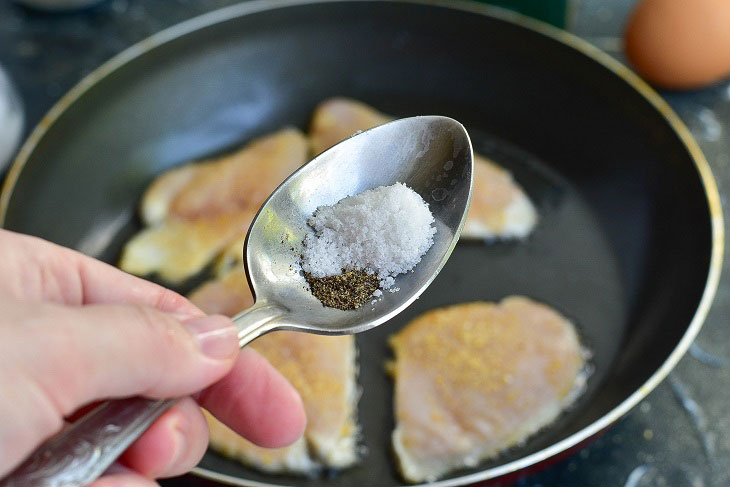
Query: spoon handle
0 397 175 487
1 301 286 487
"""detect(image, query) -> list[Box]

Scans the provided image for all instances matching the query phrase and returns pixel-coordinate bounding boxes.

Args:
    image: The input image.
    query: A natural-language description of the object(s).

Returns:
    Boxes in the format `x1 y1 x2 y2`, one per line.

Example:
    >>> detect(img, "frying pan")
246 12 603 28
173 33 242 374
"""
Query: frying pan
0 1 723 485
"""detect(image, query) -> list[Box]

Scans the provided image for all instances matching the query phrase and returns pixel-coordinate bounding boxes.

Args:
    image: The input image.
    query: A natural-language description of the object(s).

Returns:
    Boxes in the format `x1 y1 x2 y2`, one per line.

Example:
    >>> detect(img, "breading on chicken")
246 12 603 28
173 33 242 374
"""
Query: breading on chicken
389 297 587 482
120 128 308 283
309 97 537 240
189 268 359 473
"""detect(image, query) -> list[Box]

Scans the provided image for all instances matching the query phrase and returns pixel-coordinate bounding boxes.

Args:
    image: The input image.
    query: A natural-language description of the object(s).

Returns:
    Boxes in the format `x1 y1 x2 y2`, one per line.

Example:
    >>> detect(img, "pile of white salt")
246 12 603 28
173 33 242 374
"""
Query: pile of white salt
301 182 436 290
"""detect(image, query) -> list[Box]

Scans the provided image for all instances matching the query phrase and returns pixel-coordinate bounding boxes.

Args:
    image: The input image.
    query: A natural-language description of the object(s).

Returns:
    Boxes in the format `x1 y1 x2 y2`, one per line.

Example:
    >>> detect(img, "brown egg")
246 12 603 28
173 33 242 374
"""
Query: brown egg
625 0 730 90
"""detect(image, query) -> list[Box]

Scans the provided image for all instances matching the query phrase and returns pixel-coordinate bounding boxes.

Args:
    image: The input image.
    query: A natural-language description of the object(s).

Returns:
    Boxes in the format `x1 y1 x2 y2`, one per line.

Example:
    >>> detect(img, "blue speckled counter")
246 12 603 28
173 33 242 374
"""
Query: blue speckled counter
2 1 729 486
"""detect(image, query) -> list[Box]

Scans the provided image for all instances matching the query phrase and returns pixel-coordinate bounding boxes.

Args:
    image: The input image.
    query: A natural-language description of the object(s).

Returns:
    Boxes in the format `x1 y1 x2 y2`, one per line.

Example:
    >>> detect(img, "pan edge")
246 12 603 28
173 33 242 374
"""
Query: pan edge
0 1 723 486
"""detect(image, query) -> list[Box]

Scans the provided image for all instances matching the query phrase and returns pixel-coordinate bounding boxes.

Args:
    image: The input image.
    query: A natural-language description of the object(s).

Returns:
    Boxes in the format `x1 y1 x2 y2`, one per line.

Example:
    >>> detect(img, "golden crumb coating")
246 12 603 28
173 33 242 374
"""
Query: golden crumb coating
389 297 586 482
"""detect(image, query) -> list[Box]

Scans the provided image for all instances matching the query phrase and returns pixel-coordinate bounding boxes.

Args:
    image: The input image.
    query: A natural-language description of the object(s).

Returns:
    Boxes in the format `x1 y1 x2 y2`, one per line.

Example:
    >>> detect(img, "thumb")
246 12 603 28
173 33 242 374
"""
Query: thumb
16 301 239 418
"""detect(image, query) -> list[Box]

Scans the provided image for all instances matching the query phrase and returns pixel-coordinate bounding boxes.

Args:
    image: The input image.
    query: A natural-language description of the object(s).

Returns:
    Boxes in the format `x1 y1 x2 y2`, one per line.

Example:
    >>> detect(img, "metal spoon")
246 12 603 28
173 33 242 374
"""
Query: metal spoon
2 116 473 487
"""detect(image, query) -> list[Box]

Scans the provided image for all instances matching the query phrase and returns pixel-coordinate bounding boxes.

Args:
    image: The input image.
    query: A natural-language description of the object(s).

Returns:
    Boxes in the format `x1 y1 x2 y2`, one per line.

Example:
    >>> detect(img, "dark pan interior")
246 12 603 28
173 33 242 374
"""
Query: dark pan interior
1 1 715 486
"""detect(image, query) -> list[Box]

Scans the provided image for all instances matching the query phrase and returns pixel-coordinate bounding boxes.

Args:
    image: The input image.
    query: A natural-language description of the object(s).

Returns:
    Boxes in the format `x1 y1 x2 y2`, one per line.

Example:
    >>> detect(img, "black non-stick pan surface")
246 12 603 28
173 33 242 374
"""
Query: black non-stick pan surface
0 1 722 486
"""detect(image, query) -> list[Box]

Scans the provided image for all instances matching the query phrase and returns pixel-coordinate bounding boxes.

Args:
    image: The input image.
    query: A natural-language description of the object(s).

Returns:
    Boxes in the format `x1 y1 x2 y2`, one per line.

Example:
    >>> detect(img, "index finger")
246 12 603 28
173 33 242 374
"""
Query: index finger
77 254 202 316
1 230 201 316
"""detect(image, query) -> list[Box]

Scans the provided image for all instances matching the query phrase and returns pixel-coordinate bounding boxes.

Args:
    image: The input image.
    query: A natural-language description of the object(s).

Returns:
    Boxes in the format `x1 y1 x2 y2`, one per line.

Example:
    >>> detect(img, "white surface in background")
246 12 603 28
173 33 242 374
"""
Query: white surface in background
0 66 23 173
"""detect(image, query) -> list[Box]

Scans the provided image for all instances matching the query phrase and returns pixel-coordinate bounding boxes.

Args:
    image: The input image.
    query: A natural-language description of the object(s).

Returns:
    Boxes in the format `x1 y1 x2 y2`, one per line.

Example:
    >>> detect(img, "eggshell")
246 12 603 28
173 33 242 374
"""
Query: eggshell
625 0 730 90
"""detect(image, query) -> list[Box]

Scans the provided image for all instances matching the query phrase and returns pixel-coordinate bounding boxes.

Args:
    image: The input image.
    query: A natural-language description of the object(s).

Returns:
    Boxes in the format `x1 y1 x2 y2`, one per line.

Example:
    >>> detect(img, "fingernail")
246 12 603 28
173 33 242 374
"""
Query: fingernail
183 315 238 360
104 462 133 475
165 416 185 472
171 310 204 321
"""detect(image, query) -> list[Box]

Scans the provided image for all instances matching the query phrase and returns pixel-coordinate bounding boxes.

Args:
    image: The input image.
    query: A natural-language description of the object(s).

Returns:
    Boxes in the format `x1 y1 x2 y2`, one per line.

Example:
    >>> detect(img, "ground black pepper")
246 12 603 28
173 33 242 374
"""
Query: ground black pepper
304 269 379 310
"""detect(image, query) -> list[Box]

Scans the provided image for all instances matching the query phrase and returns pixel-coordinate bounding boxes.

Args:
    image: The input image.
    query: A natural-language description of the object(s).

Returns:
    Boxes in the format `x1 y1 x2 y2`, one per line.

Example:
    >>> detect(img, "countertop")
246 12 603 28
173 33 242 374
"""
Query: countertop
1 1 729 486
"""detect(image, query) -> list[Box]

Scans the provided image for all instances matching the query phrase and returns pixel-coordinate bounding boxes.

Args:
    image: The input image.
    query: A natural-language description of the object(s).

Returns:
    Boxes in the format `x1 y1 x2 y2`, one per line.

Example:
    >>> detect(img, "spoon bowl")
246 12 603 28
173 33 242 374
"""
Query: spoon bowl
238 116 474 342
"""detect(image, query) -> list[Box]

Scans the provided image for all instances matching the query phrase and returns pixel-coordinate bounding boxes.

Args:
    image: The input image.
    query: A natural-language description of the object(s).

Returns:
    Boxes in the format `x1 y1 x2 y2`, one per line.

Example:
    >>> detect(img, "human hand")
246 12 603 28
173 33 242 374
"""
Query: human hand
0 229 306 486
